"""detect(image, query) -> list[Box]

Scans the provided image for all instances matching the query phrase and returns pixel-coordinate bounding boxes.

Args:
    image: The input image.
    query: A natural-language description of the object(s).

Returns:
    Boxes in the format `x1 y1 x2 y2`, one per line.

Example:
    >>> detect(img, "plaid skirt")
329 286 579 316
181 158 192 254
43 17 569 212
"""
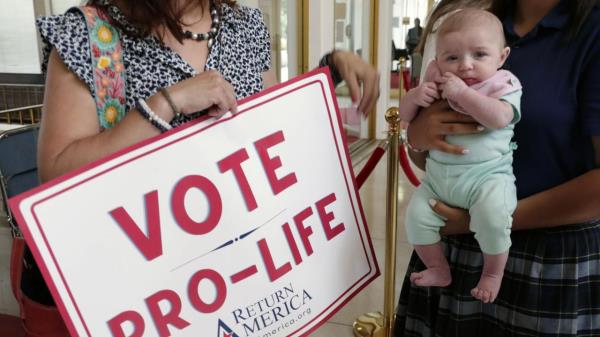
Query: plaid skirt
394 220 600 337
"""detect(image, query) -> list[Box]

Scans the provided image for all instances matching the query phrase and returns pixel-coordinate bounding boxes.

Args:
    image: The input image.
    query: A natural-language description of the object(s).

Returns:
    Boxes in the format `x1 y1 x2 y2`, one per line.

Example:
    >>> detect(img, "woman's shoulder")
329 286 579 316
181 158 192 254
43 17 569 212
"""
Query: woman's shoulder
226 4 264 18
589 4 600 19
221 4 267 31
36 8 88 41
36 8 90 70
36 8 95 95
575 5 600 59
578 5 600 35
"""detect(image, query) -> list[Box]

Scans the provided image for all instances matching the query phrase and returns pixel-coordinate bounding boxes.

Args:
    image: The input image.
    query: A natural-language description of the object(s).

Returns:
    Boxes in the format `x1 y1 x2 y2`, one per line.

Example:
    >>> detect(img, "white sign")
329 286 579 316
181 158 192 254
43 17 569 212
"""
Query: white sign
10 69 379 337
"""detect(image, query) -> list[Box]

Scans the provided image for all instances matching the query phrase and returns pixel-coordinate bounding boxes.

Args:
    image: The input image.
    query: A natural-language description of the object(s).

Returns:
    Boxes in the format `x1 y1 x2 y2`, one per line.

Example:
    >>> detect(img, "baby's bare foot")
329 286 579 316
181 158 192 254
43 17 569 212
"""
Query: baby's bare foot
471 272 502 303
410 267 451 287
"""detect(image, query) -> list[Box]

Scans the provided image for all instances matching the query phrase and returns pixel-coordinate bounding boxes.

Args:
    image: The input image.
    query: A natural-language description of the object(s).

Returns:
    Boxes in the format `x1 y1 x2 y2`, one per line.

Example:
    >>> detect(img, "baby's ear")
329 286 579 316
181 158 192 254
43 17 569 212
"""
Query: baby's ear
499 47 510 67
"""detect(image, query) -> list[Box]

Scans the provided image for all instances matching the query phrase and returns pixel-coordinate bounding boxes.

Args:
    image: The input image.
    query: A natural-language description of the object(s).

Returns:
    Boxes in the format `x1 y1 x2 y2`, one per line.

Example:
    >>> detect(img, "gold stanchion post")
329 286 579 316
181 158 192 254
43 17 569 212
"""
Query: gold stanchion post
398 57 406 99
352 108 401 337
353 55 407 337
382 107 400 337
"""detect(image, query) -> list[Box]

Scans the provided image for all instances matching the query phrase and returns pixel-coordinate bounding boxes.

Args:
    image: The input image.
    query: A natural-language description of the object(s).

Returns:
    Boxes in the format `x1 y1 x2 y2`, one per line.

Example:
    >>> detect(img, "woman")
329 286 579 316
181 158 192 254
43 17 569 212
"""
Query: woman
37 0 379 182
25 1 379 335
395 0 600 336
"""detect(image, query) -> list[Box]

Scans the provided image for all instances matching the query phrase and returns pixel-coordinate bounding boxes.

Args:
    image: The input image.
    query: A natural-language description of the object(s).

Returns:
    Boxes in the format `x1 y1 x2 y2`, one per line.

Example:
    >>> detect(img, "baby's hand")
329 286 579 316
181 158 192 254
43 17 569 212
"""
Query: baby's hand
438 72 468 100
408 82 439 107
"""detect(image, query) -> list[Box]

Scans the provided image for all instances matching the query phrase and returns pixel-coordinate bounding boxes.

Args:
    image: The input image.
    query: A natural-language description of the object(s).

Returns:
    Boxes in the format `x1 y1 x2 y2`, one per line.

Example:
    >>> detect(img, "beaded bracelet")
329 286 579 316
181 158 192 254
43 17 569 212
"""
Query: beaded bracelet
159 88 180 114
400 128 425 153
158 87 188 128
318 50 343 86
136 98 172 133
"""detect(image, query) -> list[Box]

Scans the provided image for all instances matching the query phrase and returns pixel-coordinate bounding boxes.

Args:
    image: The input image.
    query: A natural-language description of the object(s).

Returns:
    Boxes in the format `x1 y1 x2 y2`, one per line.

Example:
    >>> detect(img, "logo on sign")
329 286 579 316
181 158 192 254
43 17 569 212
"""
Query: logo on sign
217 319 241 337
229 283 313 336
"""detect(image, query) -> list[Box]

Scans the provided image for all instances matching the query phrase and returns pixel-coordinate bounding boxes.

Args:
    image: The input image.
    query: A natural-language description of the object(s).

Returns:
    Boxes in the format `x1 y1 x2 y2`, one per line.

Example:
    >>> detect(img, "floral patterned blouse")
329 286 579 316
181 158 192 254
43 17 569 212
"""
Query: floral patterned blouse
36 0 271 126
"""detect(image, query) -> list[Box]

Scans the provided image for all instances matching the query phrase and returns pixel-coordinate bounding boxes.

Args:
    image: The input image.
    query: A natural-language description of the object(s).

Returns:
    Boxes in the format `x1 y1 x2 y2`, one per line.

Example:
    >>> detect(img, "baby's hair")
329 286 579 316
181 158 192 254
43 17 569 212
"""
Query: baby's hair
438 8 507 47
416 0 492 54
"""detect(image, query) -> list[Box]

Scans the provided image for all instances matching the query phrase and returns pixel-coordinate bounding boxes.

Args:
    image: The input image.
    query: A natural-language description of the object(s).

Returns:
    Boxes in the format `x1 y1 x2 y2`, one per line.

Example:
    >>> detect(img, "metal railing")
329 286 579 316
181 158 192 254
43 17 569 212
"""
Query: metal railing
0 104 43 125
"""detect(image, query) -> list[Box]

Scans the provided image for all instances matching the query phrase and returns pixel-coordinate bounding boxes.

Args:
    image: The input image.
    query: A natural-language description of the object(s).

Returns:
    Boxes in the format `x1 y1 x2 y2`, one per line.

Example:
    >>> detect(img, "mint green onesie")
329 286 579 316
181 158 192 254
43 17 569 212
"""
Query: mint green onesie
405 90 521 254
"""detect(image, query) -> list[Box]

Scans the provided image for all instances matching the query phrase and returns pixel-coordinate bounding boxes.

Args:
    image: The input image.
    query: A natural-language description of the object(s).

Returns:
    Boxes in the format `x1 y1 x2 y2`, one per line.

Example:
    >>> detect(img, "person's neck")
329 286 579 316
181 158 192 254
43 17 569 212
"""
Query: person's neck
176 0 212 26
513 0 560 36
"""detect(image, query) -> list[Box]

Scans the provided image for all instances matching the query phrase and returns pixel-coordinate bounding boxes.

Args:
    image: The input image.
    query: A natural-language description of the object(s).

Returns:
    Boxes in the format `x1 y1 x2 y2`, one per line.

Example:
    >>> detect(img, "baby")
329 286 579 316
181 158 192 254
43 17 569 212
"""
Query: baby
399 9 522 303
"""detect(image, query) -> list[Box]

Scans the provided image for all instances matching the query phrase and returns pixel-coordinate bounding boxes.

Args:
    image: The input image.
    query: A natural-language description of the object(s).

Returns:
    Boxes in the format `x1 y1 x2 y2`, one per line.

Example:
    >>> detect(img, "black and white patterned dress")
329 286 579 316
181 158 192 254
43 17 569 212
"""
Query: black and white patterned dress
27 1 271 306
36 0 271 115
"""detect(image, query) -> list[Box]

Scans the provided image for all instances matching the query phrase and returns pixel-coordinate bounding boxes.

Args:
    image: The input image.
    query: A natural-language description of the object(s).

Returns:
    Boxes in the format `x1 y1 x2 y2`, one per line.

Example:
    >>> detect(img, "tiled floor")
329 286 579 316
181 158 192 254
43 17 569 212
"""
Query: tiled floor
310 142 421 337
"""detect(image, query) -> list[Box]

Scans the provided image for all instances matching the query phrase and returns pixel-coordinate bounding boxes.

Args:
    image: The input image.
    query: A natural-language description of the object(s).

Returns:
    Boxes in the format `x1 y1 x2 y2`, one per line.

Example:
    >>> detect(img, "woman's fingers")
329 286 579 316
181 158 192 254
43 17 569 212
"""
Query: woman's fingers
207 77 237 117
171 70 238 115
344 70 362 105
441 110 477 123
441 122 483 135
436 140 469 155
210 91 229 116
208 106 226 118
433 121 481 154
429 199 449 219
437 111 483 134
332 50 380 116
223 82 238 114
343 66 376 115
407 99 483 152
429 199 471 235
357 71 379 115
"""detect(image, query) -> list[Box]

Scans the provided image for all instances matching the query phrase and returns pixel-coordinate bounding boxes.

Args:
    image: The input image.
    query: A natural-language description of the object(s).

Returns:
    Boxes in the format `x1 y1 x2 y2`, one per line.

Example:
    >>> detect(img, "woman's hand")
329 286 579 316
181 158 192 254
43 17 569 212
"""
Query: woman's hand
331 50 380 116
429 200 471 235
170 70 238 118
407 100 483 155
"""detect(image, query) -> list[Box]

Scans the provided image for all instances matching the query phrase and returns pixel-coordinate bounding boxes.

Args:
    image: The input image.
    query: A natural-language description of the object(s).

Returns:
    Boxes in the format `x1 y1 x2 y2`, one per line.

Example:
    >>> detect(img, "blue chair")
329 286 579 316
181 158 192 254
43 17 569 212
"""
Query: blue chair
0 124 40 337
0 124 40 237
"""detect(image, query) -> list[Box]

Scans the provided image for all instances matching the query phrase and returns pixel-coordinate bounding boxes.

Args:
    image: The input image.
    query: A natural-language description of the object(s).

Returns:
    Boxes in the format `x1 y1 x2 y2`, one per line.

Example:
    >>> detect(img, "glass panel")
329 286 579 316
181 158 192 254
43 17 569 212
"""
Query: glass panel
333 0 369 145
238 0 297 83
0 0 40 74
50 0 83 15
392 0 429 62
390 0 429 99
0 0 80 75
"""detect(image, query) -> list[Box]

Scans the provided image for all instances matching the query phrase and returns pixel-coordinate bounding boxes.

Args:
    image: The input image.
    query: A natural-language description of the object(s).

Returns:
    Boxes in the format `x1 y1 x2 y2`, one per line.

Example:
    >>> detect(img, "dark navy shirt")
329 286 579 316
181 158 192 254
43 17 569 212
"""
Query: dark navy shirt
502 2 600 199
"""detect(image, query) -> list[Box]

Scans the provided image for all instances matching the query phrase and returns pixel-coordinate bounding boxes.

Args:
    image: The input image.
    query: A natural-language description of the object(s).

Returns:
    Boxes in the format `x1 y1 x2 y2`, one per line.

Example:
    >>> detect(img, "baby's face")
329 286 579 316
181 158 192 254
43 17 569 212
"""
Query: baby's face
436 28 509 85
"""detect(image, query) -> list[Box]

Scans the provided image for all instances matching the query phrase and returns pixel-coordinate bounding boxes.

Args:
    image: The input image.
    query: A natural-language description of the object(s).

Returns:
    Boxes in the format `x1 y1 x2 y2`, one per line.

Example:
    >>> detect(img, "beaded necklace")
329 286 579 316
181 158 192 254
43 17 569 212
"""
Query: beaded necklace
181 7 220 48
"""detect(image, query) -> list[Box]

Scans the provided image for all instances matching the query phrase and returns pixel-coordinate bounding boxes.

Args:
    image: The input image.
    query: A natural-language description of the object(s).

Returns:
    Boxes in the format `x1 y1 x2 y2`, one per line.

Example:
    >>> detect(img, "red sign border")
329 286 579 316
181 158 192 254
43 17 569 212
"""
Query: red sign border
9 67 380 337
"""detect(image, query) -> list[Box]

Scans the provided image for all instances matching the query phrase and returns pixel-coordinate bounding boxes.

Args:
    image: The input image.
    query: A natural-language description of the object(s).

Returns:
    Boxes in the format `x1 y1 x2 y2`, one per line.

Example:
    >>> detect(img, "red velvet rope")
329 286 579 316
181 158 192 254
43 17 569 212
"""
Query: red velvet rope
399 144 421 187
402 69 412 90
356 145 386 189
354 142 421 189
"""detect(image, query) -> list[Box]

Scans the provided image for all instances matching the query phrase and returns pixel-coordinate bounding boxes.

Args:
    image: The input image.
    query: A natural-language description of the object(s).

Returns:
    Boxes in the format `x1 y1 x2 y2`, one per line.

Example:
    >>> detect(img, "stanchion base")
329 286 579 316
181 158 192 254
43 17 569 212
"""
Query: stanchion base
352 312 384 337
